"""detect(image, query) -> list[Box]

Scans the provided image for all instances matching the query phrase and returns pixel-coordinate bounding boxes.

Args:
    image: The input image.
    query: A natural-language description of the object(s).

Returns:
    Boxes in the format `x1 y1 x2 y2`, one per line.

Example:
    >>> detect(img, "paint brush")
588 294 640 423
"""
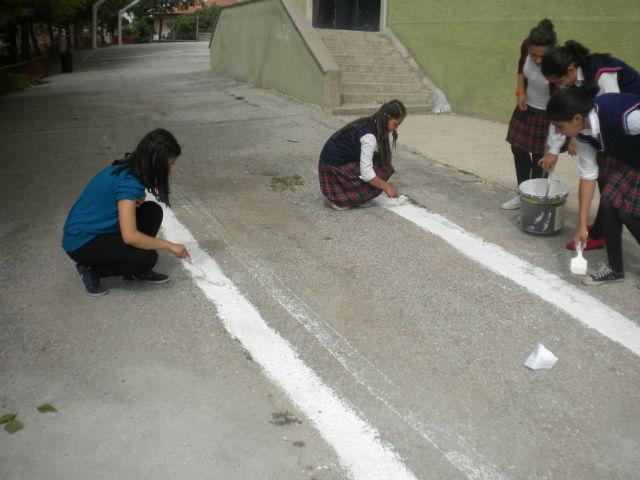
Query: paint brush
570 242 587 275
544 170 552 200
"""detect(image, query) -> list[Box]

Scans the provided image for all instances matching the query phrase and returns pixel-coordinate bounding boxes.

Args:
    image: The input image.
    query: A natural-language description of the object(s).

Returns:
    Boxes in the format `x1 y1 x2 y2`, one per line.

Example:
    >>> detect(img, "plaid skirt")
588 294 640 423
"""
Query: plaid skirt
506 105 549 155
318 160 394 207
600 156 640 218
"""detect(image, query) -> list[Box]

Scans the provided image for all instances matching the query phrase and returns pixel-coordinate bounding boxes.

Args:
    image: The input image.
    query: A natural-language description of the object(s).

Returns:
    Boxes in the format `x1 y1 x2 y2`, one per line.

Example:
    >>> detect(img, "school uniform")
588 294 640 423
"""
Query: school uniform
318 122 393 206
575 93 640 276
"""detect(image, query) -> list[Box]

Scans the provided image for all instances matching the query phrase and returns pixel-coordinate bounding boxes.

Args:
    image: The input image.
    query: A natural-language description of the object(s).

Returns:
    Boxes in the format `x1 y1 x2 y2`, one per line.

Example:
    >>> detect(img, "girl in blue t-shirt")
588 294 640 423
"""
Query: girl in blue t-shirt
63 129 190 296
318 100 405 210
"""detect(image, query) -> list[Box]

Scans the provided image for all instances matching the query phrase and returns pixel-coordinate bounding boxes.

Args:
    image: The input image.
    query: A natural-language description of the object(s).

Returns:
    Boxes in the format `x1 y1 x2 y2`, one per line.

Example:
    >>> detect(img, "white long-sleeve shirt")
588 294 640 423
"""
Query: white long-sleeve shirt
358 133 377 182
577 107 640 180
547 67 621 155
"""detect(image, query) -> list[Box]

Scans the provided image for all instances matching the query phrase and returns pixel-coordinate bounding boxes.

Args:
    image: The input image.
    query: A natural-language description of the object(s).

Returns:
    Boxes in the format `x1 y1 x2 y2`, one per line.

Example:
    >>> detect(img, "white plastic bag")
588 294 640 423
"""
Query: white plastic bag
524 343 558 370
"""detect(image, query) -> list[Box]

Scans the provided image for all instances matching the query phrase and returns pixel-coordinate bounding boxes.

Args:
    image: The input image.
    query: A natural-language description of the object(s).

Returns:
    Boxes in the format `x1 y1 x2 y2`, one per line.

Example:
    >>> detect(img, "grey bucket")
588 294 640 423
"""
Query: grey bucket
518 178 570 234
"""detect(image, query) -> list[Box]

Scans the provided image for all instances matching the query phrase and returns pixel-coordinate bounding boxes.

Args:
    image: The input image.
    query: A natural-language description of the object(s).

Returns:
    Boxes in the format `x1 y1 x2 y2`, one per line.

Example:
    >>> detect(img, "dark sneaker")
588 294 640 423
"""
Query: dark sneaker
123 270 170 284
582 263 625 286
76 264 108 297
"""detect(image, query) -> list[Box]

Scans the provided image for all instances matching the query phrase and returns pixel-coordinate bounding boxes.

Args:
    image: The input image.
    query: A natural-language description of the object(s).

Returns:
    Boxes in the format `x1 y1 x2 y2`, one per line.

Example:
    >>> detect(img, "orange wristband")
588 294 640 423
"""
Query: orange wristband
516 90 526 96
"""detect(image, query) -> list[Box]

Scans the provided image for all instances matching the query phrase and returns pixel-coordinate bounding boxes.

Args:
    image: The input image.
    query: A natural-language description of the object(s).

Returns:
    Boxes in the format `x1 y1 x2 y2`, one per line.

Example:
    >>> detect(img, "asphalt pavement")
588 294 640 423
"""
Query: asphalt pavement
1 42 639 480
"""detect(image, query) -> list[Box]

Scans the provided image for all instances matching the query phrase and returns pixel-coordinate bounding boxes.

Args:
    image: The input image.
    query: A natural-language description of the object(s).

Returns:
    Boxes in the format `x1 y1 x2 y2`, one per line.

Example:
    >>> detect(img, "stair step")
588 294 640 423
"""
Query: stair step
334 54 407 66
320 36 390 47
333 103 435 115
342 82 425 94
325 44 397 56
340 63 413 75
341 92 432 105
342 72 420 83
315 28 383 39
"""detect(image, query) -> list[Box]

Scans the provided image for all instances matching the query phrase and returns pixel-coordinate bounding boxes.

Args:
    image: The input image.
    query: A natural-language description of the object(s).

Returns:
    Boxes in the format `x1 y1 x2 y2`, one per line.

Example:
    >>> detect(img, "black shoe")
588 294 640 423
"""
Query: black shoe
76 264 108 296
582 263 624 286
123 270 170 284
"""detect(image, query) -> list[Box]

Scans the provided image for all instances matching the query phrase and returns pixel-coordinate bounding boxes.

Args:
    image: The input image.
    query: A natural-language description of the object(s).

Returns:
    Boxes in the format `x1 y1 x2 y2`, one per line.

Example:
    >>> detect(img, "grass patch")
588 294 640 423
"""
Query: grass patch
270 175 304 192
0 73 30 96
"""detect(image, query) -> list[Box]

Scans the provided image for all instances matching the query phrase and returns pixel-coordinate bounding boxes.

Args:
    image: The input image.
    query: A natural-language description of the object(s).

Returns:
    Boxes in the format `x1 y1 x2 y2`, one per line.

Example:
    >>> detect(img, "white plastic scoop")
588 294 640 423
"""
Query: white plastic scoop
570 242 587 275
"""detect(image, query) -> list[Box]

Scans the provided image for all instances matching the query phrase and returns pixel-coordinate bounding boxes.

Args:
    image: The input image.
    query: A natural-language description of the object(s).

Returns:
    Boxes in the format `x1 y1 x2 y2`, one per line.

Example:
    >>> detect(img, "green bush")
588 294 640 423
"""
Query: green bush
123 15 154 44
166 2 219 40
0 72 30 96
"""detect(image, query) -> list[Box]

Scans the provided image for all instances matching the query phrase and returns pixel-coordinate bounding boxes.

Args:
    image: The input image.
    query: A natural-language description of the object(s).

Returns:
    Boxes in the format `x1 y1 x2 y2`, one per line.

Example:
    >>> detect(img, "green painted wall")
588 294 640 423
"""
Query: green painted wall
295 0 306 15
210 0 325 107
388 2 640 121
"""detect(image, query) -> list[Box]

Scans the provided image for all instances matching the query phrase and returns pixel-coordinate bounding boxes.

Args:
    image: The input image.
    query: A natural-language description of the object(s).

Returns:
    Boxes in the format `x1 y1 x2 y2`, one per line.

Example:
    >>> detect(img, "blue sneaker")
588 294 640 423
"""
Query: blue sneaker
75 264 108 297
122 270 170 284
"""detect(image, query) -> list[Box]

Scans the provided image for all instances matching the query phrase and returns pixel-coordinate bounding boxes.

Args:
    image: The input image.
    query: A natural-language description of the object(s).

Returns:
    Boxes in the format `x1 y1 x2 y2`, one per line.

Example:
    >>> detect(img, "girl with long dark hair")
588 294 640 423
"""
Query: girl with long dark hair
63 129 190 296
318 100 406 210
502 19 561 210
541 40 640 251
547 85 640 287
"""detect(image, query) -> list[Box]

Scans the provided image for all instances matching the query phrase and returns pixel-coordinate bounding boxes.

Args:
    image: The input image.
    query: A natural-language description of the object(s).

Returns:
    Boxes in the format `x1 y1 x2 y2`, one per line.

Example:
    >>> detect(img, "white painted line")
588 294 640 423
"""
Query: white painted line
374 196 640 357
172 187 510 480
159 204 417 480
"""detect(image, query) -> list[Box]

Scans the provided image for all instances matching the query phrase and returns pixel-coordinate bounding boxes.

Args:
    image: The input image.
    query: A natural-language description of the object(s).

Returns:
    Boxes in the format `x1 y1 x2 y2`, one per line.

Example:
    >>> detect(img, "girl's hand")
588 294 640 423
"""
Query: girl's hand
573 227 589 249
538 154 558 172
169 243 189 259
568 137 577 156
517 93 527 111
385 186 398 199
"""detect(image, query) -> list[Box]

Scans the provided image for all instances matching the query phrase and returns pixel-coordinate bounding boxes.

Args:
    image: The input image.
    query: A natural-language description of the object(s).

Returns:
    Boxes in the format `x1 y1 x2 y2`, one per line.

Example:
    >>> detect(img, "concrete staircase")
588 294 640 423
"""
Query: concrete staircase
315 28 434 110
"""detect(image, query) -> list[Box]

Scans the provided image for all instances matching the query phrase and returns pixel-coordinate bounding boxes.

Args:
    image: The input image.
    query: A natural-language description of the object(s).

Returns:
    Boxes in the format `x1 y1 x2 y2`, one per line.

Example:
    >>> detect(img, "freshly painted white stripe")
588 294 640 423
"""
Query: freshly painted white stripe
172 188 509 480
159 205 417 480
374 197 640 357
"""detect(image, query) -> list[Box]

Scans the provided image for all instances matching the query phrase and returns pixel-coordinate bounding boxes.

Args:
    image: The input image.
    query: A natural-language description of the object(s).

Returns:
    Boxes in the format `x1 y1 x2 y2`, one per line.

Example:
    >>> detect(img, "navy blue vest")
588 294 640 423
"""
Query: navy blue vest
587 58 640 96
320 123 377 167
577 93 640 165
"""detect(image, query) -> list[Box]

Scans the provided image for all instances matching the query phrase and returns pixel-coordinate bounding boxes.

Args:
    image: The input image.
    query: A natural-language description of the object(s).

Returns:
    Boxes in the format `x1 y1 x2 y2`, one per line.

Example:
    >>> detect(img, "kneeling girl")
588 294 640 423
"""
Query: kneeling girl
318 100 406 210
63 128 190 296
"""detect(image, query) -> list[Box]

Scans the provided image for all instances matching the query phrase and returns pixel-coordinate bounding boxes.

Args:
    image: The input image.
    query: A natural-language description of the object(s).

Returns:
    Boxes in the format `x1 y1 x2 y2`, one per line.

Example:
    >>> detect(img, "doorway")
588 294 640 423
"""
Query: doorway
313 0 381 32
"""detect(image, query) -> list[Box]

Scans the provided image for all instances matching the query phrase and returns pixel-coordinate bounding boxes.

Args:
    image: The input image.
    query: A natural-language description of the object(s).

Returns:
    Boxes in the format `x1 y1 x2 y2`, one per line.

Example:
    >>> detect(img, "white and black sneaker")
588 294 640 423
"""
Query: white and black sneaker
582 263 625 286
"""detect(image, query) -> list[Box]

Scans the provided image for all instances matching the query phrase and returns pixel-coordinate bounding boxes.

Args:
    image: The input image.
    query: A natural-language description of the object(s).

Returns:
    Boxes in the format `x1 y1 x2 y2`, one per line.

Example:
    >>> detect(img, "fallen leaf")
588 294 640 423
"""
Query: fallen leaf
4 420 23 434
39 347 46 351
37 404 57 413
220 329 227 334
88 349 94 352
0 414 16 424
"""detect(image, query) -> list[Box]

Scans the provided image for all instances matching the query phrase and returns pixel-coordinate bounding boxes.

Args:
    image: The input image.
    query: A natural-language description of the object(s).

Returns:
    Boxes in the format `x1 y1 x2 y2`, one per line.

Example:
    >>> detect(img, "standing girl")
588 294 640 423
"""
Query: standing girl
547 85 640 287
502 19 560 210
319 100 405 210
63 129 190 296
541 41 640 251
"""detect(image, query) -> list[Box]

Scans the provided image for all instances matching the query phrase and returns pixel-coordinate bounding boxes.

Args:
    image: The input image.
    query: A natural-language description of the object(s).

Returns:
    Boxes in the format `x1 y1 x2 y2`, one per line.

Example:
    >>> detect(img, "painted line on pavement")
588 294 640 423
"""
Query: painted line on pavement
158 204 417 480
171 188 511 480
374 197 640 357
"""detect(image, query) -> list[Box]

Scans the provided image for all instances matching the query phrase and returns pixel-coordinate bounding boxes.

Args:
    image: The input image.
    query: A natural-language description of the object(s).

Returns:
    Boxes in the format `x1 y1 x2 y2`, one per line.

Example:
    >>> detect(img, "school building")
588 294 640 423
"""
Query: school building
209 0 639 122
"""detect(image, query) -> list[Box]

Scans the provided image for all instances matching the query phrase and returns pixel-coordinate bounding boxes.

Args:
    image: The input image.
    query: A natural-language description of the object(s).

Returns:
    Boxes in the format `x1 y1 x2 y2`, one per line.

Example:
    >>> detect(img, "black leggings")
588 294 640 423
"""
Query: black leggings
599 198 640 273
66 202 163 278
512 145 545 186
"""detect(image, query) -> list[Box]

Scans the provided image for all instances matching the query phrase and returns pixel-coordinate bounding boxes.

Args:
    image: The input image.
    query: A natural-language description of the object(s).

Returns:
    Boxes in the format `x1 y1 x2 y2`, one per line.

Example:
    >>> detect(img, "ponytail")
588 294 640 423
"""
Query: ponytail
528 18 556 48
112 128 181 206
333 99 406 176
547 83 599 122
541 40 613 80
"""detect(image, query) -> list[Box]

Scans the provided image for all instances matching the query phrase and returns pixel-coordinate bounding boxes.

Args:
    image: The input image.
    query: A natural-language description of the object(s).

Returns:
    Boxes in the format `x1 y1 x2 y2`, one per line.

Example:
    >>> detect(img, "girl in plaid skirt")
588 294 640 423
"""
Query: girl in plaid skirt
547 85 640 287
503 19 559 210
318 100 406 210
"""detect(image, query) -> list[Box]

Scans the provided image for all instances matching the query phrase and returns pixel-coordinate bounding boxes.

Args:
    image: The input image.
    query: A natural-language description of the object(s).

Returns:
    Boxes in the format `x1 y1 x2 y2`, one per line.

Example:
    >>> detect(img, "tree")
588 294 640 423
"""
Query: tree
133 0 196 42
165 1 218 40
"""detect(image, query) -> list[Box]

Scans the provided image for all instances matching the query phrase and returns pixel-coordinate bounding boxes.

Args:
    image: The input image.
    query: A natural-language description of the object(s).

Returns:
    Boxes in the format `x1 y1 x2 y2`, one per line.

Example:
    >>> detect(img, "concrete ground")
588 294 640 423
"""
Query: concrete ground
1 42 639 480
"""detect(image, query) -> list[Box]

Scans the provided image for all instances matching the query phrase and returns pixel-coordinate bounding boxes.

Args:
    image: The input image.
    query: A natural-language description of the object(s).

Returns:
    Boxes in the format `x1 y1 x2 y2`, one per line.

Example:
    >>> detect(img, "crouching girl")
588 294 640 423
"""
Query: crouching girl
63 129 190 296
318 100 406 210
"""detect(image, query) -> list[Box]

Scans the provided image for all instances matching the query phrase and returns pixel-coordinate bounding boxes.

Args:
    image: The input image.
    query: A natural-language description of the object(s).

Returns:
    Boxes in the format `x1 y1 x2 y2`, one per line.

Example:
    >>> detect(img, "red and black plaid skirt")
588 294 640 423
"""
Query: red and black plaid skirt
600 156 640 218
506 105 549 155
318 160 394 207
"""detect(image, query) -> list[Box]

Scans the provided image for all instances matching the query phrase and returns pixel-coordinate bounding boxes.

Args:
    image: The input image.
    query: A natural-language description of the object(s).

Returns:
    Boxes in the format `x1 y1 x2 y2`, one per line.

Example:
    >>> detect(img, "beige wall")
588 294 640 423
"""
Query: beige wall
210 0 333 108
